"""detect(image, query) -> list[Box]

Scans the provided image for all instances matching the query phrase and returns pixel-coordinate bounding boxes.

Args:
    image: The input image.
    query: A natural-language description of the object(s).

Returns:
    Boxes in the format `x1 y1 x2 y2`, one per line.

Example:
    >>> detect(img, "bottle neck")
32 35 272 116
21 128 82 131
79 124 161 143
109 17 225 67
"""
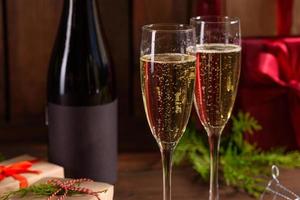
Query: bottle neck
63 0 94 10
60 0 101 39
62 0 97 22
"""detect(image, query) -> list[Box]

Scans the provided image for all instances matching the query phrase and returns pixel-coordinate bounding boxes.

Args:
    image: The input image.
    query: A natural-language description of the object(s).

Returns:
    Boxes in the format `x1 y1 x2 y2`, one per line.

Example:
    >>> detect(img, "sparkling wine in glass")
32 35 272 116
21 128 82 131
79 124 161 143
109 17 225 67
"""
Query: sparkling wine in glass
140 24 196 200
190 16 241 200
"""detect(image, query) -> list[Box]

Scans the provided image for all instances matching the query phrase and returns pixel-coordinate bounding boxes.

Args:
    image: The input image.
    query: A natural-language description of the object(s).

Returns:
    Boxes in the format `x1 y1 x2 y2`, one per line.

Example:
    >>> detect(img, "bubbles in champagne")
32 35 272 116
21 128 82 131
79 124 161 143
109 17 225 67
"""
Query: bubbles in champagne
193 44 241 131
140 53 196 144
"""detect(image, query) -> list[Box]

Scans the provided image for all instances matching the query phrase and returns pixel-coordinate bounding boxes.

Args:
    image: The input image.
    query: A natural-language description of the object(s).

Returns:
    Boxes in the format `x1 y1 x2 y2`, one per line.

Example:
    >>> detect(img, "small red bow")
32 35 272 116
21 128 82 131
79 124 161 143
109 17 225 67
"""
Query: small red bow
0 159 40 188
47 178 101 200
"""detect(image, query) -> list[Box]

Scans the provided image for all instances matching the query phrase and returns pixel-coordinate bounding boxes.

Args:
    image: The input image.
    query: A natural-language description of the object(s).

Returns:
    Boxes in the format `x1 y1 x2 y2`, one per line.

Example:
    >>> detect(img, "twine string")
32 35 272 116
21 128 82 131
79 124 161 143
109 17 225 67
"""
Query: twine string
47 178 101 200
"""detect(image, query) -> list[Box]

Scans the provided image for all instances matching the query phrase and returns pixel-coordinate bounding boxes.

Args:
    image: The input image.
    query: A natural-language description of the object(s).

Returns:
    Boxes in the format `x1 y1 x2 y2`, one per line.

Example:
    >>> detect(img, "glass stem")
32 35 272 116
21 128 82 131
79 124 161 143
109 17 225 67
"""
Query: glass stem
208 130 222 200
160 143 175 200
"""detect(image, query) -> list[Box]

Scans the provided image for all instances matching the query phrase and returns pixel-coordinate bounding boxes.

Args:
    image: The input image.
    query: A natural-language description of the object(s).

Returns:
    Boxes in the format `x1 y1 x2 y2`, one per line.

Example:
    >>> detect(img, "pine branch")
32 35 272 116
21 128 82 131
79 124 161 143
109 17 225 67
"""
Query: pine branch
0 184 82 200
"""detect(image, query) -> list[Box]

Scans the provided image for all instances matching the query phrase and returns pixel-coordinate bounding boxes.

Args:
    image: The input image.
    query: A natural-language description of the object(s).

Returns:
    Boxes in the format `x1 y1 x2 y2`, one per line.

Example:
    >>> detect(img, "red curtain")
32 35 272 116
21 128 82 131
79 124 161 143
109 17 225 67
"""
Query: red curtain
276 0 294 35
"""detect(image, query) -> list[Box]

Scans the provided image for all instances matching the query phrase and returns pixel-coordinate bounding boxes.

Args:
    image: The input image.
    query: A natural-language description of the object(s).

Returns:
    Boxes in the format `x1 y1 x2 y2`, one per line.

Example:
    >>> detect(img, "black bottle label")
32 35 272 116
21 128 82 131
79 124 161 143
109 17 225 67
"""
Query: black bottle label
47 100 118 184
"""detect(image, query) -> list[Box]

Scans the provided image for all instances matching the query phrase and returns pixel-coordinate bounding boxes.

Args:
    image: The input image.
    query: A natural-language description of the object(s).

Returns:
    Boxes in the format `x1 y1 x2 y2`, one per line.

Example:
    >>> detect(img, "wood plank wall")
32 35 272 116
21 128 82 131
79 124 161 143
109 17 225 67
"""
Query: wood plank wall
0 2 4 123
7 0 63 123
0 0 63 141
225 0 276 37
225 0 300 36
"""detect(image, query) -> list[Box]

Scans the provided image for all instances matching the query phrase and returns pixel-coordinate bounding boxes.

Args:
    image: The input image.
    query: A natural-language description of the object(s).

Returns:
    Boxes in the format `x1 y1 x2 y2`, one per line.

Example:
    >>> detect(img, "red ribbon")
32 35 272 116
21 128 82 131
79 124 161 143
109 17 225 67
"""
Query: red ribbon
241 38 300 148
0 159 40 188
47 179 101 200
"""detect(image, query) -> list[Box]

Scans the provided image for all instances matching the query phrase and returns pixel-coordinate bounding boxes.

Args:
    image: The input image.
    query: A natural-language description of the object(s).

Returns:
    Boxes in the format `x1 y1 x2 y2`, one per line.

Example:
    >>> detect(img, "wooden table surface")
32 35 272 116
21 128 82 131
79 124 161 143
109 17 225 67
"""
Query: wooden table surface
116 153 300 200
1 143 300 200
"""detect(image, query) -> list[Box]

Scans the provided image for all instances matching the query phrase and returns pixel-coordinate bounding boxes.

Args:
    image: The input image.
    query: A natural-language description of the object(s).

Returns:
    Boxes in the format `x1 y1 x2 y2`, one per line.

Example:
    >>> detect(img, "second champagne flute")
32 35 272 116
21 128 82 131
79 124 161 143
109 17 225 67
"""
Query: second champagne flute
191 16 241 200
140 24 196 200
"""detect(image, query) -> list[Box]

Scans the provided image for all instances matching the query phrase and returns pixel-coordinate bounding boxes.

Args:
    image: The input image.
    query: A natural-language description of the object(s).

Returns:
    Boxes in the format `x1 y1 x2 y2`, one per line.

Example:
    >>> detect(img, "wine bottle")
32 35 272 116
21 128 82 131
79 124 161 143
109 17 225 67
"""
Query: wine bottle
47 0 117 184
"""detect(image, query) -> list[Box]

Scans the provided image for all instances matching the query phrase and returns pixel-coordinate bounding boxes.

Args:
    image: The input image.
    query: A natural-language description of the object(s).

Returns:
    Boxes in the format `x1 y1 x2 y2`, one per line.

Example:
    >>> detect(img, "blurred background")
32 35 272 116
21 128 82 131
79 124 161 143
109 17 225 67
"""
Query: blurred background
0 0 299 152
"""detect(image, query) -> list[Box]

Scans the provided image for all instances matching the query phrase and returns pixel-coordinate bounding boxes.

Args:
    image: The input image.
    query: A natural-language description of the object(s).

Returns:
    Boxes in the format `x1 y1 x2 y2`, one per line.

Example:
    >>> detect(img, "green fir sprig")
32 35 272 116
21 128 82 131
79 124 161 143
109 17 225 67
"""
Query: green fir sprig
174 111 300 198
0 183 87 200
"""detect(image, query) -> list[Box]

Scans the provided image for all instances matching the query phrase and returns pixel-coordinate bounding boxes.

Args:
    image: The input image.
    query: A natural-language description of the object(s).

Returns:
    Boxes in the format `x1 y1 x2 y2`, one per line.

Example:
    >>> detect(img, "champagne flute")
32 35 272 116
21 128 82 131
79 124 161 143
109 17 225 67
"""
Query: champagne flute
140 24 196 200
190 16 241 200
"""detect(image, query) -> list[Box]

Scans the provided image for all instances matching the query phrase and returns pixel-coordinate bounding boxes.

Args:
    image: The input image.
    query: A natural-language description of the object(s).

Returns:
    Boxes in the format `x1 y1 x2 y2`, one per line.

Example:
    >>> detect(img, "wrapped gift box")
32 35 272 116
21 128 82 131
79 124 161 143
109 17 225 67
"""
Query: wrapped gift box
0 155 64 194
9 177 114 200
237 37 300 150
